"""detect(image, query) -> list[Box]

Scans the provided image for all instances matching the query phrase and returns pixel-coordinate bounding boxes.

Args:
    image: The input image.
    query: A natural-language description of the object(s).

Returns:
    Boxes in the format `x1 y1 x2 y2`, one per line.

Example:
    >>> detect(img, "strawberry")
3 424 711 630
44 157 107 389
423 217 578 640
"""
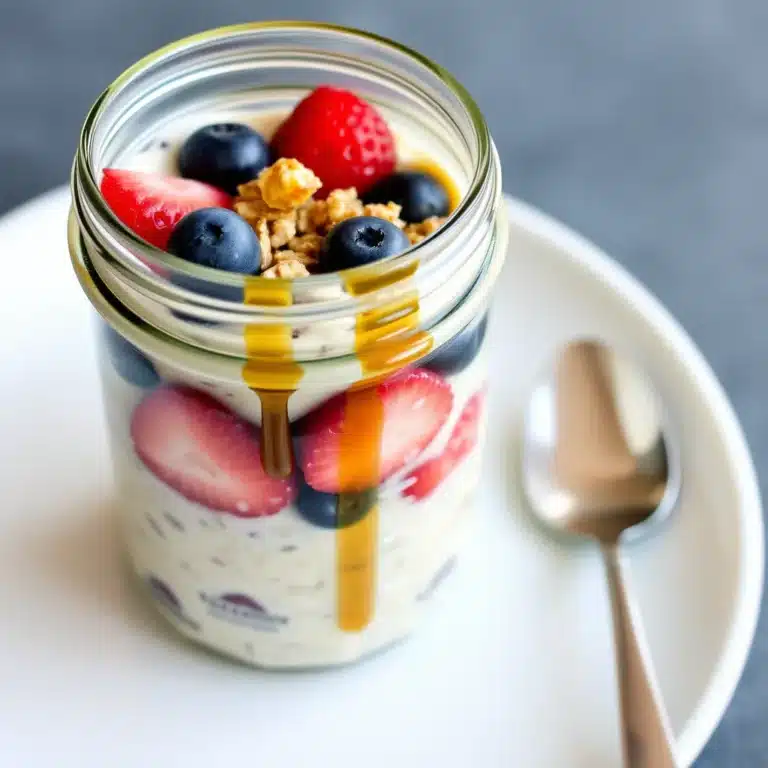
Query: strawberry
271 86 396 198
130 386 295 516
404 390 485 501
297 369 453 493
100 169 232 249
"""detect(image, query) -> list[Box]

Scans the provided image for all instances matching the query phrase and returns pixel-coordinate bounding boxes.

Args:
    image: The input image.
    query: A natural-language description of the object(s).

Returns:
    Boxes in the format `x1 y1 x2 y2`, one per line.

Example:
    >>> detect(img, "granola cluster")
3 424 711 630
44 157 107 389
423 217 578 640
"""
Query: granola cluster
403 216 446 245
234 157 448 278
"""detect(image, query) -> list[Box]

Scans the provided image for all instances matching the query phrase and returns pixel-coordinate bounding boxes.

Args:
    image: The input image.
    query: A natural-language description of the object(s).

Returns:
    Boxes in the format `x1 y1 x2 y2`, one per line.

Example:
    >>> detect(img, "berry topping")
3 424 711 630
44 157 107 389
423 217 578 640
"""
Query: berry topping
178 123 273 195
296 480 376 529
422 314 489 376
102 324 160 388
100 169 231 249
404 390 485 501
271 86 396 197
297 369 453 494
362 171 450 224
167 208 261 273
323 215 410 271
130 386 296 516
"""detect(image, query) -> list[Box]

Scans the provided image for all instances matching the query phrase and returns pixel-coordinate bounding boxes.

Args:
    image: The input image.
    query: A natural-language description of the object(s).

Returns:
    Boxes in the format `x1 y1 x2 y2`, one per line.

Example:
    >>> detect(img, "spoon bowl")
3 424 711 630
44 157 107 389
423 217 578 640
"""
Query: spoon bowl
522 338 680 544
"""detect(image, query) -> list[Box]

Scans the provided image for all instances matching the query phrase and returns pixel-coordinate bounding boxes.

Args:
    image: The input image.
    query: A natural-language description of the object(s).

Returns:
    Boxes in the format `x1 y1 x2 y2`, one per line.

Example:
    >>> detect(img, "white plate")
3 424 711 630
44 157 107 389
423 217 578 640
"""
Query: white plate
0 188 761 767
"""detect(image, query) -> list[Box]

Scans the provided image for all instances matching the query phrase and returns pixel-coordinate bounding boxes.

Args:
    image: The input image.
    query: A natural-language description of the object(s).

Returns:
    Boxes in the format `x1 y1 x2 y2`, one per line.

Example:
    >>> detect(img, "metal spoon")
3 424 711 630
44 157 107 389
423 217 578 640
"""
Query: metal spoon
521 339 680 768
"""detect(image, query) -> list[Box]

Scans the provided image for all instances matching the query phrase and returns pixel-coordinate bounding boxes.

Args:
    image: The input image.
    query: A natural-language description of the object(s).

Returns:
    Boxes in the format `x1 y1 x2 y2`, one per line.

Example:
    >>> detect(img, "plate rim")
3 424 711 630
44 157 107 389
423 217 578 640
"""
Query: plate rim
1 186 762 765
503 194 765 765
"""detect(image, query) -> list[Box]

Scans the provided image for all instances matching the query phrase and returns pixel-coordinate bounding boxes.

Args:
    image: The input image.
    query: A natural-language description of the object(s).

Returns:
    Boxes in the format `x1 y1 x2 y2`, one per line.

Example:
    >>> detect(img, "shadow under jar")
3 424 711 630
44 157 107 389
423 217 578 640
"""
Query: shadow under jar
68 22 506 670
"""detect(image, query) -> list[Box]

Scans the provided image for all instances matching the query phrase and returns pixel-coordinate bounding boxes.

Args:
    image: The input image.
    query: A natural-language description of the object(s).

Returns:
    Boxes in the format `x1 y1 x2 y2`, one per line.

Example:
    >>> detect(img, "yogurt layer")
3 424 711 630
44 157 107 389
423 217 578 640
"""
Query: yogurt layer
100 332 489 668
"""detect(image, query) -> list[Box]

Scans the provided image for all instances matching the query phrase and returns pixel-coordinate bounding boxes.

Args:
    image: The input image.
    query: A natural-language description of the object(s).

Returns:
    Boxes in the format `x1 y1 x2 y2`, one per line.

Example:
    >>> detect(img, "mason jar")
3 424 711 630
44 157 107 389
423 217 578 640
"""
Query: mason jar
68 21 507 669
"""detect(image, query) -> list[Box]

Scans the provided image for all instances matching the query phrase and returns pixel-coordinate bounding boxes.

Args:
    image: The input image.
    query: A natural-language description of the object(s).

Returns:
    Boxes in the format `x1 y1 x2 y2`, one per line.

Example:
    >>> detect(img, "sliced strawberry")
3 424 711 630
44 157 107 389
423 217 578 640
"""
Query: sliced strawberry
130 386 295 516
100 169 232 249
297 369 453 493
404 390 485 501
271 86 396 198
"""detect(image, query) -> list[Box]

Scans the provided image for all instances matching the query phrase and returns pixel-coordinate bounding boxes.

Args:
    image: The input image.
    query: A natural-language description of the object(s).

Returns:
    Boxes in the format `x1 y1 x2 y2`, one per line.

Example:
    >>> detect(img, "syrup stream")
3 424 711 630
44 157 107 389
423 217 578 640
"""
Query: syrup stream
243 278 302 478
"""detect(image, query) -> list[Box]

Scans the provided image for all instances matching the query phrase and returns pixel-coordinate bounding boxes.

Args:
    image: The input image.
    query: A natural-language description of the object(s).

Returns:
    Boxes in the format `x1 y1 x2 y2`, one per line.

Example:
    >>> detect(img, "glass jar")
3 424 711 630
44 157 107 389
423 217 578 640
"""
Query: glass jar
68 22 506 669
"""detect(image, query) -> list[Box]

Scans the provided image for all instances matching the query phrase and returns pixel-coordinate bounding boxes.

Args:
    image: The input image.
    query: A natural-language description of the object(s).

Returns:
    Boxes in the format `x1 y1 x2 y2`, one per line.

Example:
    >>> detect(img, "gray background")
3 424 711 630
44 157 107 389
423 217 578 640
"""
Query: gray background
3 0 765 763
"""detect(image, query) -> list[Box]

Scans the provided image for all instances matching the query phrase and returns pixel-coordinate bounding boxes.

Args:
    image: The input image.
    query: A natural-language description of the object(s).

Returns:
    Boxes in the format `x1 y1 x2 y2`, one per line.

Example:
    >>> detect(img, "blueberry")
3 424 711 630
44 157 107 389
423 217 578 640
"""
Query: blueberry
323 216 410 271
422 313 489 376
168 208 261 274
102 324 160 388
362 171 449 224
178 123 272 194
297 480 376 529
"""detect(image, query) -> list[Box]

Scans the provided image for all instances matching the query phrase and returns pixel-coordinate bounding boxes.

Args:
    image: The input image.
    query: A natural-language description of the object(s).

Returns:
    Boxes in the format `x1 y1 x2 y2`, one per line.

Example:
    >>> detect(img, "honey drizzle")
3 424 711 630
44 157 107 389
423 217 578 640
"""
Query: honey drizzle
335 265 432 632
336 389 382 631
354 291 433 381
242 277 303 478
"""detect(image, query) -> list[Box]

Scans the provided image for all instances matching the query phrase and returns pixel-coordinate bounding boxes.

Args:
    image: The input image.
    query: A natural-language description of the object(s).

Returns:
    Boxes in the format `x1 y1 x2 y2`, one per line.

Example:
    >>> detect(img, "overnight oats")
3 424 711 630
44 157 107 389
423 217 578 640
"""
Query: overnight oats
68 22 506 669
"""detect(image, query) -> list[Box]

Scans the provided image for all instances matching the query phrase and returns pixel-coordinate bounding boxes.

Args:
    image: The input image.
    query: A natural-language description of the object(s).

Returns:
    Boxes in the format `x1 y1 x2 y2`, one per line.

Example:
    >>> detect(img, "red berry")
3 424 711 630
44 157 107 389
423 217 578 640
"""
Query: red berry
298 370 453 493
131 386 295 516
271 86 396 198
100 169 232 249
404 390 485 501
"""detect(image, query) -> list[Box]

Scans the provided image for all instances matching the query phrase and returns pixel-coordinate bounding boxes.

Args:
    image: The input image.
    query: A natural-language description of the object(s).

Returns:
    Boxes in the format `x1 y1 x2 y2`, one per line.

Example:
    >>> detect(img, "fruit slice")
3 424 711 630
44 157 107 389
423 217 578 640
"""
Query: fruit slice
403 390 485 501
271 86 396 198
297 369 453 493
100 169 232 249
130 386 295 516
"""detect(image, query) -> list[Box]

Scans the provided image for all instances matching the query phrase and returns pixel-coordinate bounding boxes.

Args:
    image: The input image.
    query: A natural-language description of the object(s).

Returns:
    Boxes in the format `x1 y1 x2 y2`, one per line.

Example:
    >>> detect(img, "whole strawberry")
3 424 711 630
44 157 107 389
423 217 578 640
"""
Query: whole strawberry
272 86 396 198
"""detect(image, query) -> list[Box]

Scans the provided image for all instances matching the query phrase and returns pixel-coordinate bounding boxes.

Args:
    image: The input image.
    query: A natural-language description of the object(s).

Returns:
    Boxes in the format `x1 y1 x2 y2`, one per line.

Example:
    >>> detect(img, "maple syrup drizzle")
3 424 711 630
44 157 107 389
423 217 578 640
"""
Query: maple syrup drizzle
243 277 303 478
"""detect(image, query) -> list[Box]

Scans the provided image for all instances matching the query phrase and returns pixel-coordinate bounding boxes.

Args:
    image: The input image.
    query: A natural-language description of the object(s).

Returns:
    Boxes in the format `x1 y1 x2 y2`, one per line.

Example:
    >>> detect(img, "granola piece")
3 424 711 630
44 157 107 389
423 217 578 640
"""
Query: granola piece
255 219 273 270
294 189 367 234
262 259 311 279
269 213 297 249
296 199 330 234
404 216 447 245
362 201 404 228
296 202 316 234
234 182 287 223
325 187 364 227
288 233 324 258
274 249 319 269
257 158 322 210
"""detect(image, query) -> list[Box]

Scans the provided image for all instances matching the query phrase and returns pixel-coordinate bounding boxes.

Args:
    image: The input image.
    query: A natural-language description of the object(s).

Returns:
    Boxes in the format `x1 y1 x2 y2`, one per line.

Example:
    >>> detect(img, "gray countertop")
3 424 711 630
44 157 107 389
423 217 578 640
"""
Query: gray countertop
3 0 765 763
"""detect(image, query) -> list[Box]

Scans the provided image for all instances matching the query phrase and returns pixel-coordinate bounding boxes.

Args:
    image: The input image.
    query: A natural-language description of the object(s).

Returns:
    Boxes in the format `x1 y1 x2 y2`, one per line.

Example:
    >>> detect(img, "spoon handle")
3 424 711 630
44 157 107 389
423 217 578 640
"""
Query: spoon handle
601 543 678 768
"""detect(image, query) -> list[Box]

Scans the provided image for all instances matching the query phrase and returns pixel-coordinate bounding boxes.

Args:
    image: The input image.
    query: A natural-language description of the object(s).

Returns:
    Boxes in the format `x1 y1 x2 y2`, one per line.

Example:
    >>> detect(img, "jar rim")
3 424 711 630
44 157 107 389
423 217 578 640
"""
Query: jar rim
70 204 508 387
74 20 493 301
